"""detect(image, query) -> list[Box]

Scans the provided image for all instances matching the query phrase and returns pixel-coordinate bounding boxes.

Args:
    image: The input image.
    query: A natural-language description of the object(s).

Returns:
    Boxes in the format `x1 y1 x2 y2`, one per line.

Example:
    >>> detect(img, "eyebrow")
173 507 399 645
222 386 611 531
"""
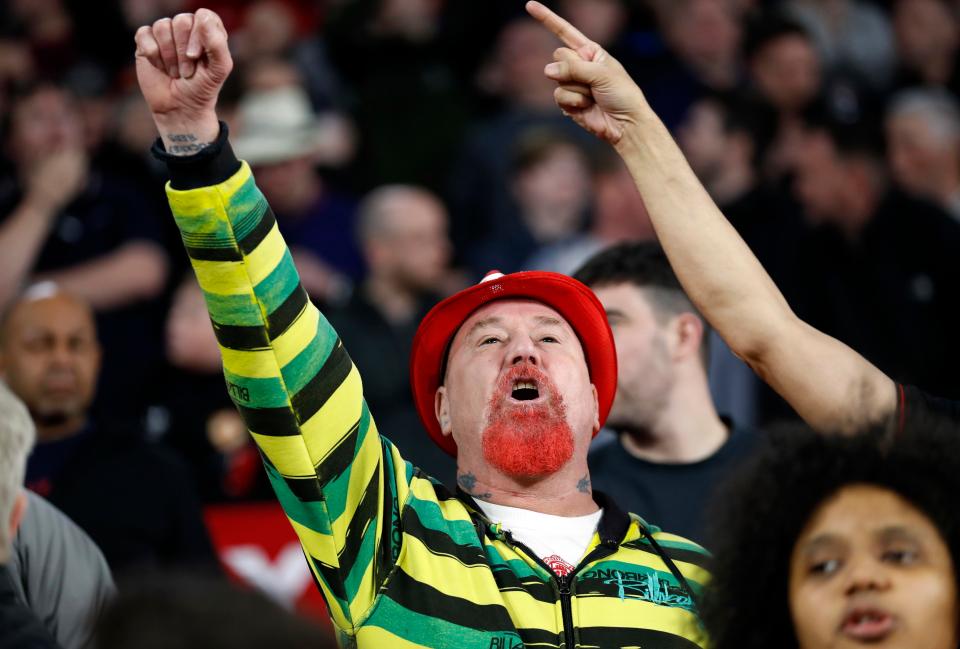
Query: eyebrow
466 317 505 339
534 316 565 328
802 534 844 556
876 526 920 544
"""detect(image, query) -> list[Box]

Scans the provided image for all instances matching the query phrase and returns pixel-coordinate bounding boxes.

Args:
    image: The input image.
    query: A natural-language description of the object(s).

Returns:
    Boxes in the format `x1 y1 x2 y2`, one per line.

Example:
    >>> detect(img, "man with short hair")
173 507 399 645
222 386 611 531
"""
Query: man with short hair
886 87 960 221
575 242 758 545
0 286 215 574
135 9 708 648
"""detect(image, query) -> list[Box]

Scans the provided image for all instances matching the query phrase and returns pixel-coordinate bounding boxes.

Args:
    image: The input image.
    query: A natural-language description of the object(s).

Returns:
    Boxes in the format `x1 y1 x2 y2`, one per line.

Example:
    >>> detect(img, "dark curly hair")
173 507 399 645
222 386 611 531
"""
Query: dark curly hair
701 417 960 649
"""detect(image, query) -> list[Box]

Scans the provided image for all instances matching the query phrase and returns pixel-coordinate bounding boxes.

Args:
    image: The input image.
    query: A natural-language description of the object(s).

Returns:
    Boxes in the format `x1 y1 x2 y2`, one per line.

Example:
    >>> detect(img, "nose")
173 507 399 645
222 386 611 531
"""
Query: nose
844 558 892 596
506 335 541 368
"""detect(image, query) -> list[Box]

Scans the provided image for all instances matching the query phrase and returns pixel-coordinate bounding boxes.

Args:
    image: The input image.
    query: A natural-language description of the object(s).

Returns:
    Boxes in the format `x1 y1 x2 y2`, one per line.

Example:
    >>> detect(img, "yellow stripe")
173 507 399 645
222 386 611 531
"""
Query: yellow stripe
272 303 317 367
192 259 252 296
396 535 508 607
221 347 280 380
214 161 254 201
347 558 376 622
245 223 287 286
300 367 364 461
289 518 337 565
250 432 315 477
576 597 707 647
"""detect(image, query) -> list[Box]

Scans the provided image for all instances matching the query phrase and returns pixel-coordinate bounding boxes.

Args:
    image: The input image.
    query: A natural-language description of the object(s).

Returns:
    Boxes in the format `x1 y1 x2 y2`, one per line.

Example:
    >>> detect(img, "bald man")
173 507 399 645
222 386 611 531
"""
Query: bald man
0 286 216 574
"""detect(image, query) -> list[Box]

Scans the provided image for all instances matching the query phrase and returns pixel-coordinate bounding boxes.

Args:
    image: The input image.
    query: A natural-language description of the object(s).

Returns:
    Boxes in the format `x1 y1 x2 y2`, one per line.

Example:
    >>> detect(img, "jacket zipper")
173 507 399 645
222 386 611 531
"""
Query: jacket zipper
503 531 618 649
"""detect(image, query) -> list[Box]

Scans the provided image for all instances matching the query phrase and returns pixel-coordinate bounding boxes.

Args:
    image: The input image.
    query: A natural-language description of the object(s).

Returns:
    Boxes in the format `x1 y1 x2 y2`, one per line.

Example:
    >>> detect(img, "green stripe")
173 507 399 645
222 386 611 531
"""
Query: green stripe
221 369 290 409
202 290 265 327
321 412 373 522
343 513 377 600
263 461 331 535
253 250 300 314
226 180 269 239
405 494 483 549
365 597 520 648
279 325 337 396
174 207 232 239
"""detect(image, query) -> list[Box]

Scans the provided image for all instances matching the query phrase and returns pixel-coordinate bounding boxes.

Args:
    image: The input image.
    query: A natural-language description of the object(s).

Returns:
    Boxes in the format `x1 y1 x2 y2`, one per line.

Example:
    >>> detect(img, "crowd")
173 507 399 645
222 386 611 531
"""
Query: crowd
1 0 960 647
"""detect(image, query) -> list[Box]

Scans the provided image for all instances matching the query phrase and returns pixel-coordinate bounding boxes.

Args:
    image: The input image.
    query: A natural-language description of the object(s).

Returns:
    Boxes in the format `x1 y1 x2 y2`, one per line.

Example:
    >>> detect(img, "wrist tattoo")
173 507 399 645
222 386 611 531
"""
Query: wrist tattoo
577 475 591 494
166 133 211 156
457 473 492 499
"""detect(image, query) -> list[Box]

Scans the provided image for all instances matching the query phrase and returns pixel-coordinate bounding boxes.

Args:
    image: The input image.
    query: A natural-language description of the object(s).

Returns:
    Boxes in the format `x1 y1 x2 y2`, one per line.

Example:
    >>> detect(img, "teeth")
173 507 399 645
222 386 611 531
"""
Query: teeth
513 381 536 391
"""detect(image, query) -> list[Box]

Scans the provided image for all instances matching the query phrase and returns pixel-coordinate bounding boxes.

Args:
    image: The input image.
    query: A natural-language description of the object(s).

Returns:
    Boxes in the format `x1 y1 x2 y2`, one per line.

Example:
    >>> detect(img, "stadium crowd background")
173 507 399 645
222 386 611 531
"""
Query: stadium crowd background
2 0 960 643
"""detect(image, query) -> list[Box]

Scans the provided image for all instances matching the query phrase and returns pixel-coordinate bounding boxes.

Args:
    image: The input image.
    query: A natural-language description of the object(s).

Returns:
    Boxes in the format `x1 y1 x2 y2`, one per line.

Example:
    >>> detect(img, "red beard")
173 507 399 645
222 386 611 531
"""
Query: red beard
481 364 575 480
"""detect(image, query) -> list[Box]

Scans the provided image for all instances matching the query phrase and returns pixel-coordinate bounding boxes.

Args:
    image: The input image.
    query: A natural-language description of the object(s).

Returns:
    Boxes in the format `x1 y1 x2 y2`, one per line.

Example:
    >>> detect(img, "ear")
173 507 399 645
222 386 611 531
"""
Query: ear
9 490 26 540
434 386 452 437
671 313 704 363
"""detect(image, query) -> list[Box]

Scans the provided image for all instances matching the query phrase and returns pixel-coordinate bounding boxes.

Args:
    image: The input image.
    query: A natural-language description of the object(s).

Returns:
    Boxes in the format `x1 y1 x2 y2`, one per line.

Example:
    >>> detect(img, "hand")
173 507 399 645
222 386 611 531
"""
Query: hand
24 148 88 214
525 1 647 145
134 9 232 152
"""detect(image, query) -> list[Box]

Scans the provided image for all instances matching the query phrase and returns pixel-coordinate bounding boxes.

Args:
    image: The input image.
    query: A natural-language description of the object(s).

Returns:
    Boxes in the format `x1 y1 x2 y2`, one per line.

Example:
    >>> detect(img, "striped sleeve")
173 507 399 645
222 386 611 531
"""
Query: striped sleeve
166 162 408 631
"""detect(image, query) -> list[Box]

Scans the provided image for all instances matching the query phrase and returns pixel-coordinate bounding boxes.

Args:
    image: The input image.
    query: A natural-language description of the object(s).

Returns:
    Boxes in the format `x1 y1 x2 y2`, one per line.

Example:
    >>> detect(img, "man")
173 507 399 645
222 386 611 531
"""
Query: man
526 1 958 429
0 285 216 574
135 10 708 649
575 242 757 545
0 382 57 649
785 113 960 402
0 81 170 425
886 88 960 221
327 185 457 486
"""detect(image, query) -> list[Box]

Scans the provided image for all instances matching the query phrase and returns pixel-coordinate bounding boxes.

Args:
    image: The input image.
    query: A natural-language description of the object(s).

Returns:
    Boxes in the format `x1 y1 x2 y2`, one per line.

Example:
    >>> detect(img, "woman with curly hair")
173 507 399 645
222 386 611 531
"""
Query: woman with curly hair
701 420 960 649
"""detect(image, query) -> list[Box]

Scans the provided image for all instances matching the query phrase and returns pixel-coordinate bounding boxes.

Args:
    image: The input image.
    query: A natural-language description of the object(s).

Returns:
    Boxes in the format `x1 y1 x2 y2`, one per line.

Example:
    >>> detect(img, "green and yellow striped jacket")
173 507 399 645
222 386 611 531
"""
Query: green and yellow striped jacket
165 143 710 649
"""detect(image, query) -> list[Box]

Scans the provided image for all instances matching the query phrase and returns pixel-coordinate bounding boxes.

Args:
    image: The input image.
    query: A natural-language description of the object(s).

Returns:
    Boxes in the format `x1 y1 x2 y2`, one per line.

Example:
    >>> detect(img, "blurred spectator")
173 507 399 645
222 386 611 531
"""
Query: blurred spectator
326 0 474 190
231 0 344 114
640 0 744 128
95 572 335 649
575 242 759 546
743 11 824 180
892 0 960 95
786 0 896 89
449 17 598 257
0 286 217 574
786 115 960 400
327 185 457 487
0 381 57 649
146 275 271 503
0 82 171 425
677 93 805 279
467 128 594 276
886 88 960 221
11 492 114 649
525 149 656 275
233 84 362 304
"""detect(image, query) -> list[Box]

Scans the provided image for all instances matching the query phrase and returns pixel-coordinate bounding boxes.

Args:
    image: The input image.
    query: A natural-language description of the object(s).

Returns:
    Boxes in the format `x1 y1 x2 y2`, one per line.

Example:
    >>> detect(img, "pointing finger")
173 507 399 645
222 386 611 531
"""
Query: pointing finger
172 13 195 78
525 1 592 50
152 17 179 79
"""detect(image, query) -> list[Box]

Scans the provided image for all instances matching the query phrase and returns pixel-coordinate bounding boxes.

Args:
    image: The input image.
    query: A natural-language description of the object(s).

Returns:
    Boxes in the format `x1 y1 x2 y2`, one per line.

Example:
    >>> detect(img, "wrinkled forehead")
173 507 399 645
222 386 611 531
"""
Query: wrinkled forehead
443 299 586 377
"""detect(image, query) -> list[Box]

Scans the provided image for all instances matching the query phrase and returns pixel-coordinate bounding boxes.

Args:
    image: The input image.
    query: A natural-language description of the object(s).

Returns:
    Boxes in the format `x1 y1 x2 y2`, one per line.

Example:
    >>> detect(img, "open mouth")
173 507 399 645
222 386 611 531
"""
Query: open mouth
511 379 541 402
840 608 895 642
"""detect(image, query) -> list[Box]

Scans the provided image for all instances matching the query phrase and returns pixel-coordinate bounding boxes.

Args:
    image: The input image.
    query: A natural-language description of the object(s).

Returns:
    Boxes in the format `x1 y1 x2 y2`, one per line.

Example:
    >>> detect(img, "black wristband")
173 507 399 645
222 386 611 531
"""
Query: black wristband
151 120 242 190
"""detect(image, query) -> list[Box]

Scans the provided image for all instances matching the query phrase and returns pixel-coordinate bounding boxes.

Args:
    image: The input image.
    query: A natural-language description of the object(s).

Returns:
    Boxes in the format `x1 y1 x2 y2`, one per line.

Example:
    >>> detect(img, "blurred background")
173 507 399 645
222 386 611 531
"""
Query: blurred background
2 0 960 636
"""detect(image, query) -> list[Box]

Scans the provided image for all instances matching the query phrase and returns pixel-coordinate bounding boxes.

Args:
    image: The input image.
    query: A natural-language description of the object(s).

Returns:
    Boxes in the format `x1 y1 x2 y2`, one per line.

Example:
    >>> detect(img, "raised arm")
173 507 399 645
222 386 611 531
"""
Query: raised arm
525 1 896 432
134 12 407 631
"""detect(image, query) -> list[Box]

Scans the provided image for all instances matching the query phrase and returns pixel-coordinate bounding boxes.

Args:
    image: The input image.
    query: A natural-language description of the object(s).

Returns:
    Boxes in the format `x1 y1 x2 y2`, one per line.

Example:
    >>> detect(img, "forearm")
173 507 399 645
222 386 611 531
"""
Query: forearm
613 109 896 430
613 110 795 361
38 241 169 310
0 201 57 307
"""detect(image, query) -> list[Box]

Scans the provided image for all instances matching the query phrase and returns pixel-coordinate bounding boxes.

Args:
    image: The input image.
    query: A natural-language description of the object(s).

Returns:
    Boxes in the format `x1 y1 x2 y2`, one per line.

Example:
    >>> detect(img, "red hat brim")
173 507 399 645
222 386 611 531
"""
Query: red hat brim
410 271 617 457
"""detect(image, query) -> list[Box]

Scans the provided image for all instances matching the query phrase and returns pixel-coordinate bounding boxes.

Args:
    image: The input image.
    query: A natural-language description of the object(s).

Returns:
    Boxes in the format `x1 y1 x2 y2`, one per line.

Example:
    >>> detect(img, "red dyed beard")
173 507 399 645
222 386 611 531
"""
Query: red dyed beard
481 364 575 480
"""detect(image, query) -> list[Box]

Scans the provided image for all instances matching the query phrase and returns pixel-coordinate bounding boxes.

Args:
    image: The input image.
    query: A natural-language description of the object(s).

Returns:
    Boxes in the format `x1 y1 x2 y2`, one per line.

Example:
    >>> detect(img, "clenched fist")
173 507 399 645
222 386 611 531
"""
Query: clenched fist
134 9 233 154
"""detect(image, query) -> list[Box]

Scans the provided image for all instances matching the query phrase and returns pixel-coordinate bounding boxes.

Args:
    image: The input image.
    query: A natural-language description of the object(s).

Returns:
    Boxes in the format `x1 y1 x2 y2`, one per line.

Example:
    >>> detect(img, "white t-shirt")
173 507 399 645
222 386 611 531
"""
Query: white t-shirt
476 500 603 577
